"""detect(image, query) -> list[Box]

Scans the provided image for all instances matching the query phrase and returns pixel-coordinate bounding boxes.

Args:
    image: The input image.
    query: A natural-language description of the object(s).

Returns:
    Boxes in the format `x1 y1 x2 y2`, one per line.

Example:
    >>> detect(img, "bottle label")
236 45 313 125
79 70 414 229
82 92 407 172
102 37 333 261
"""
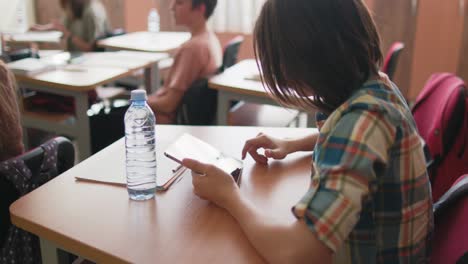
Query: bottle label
129 108 149 126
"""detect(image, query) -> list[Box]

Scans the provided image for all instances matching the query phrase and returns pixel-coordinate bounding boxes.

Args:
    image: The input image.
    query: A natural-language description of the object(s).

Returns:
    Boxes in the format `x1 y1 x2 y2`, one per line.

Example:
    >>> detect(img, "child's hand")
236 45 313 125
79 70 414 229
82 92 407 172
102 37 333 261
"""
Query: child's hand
182 158 240 209
51 20 67 34
242 133 291 164
30 23 53 31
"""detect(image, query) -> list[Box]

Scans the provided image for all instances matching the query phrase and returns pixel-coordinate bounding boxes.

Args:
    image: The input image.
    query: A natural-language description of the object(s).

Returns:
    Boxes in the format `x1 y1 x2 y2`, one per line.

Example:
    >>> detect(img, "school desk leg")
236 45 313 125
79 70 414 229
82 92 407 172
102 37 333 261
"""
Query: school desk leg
22 128 30 151
145 62 160 94
39 237 69 264
75 91 91 161
217 91 229 125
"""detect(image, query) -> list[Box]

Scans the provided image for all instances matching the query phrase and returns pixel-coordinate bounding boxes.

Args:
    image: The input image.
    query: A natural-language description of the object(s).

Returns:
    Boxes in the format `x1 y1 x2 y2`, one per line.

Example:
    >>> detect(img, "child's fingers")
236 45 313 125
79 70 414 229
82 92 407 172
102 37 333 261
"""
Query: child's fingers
248 149 268 164
182 158 207 175
265 149 285 160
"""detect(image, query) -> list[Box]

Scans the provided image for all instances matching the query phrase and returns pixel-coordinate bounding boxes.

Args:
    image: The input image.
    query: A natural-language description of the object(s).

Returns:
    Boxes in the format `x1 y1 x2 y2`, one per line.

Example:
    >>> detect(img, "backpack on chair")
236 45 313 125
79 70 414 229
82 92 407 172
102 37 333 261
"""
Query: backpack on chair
412 73 468 202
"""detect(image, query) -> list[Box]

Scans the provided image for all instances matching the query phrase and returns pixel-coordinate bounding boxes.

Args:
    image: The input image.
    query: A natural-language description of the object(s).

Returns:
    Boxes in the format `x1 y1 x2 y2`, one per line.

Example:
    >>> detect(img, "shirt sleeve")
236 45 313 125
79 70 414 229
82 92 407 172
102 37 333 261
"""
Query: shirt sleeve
165 43 208 92
62 15 69 28
293 109 395 252
82 3 109 42
81 11 97 43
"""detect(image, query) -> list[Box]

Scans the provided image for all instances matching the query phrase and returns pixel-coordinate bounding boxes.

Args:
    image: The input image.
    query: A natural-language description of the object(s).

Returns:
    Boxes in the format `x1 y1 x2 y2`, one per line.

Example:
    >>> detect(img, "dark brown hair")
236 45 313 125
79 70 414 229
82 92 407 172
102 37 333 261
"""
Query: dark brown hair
0 61 24 161
192 0 217 19
254 0 382 114
59 0 90 19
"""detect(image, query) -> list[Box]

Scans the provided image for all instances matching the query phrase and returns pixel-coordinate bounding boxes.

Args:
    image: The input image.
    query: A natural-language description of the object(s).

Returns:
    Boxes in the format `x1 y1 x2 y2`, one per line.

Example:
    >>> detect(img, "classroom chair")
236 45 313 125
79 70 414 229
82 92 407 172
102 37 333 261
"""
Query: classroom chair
412 73 468 202
219 36 244 72
0 136 75 263
431 174 468 264
381 42 404 80
176 78 216 125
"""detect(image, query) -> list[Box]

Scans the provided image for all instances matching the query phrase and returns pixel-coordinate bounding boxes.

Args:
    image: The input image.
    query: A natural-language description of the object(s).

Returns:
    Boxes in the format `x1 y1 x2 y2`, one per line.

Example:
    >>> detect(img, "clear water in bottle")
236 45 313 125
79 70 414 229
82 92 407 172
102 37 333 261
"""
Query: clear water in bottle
147 8 160 33
125 90 157 200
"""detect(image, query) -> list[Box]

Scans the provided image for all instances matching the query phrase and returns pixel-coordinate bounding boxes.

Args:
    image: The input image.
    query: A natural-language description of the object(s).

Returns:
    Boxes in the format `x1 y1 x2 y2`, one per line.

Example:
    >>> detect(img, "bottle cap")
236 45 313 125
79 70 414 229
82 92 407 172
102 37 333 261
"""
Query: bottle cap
131 90 147 101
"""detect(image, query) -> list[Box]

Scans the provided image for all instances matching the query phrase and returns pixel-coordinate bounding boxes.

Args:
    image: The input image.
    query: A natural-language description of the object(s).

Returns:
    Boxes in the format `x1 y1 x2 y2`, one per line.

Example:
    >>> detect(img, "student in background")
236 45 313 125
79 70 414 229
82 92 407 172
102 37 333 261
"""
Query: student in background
182 0 433 263
147 0 222 124
31 0 110 52
0 60 24 161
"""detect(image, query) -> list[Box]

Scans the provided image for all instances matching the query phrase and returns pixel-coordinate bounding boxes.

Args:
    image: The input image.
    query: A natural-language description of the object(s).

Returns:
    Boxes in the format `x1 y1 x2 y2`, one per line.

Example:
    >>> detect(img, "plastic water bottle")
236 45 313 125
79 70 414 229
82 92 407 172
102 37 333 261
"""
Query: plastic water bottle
124 90 157 200
147 8 160 33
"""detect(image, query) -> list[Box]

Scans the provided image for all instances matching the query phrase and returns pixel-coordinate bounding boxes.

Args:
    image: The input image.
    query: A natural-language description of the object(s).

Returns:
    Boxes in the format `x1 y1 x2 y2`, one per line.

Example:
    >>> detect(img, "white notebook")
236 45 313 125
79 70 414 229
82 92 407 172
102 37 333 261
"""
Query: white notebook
164 133 243 184
75 150 188 191
7 58 55 76
10 31 63 43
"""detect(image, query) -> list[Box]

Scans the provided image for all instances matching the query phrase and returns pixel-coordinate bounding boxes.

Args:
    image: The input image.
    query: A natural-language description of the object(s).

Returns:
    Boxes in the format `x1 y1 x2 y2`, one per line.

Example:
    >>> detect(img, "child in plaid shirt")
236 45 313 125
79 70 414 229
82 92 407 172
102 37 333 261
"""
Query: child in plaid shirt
182 0 433 263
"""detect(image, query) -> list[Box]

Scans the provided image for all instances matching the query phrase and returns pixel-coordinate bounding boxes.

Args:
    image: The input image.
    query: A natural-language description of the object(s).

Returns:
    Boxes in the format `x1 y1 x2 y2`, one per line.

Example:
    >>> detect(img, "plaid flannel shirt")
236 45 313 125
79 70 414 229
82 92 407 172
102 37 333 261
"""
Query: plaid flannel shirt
293 75 433 263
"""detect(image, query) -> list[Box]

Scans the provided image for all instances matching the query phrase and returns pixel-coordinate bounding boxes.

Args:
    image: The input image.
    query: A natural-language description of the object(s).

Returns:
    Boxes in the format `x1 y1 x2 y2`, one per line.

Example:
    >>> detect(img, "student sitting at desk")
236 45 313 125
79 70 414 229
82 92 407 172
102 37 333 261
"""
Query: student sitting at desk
147 0 222 124
182 0 433 263
31 0 110 52
0 61 24 161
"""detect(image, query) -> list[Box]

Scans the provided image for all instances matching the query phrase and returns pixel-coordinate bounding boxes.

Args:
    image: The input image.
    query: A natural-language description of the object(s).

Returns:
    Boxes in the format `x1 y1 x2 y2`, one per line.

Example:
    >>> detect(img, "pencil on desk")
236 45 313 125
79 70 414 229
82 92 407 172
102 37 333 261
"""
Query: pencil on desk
172 164 183 173
62 68 87 72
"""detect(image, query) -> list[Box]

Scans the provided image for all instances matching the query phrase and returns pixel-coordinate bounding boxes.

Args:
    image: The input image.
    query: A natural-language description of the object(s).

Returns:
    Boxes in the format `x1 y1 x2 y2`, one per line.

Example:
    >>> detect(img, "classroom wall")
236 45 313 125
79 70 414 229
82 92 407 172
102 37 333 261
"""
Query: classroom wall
121 0 256 60
102 0 125 29
0 0 36 32
35 0 125 30
34 0 61 25
123 0 155 32
26 0 36 28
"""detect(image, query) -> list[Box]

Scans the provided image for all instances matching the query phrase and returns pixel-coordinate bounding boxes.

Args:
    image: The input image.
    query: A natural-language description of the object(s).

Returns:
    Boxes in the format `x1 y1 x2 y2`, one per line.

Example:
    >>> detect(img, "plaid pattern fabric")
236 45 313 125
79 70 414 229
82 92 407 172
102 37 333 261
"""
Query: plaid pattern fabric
293 75 433 263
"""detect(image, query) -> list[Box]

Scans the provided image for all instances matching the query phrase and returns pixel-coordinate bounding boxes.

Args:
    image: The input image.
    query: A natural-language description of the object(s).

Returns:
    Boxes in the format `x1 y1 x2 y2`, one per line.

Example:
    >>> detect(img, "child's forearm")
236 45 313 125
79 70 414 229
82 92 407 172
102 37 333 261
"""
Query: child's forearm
285 133 319 154
224 192 332 264
69 35 94 52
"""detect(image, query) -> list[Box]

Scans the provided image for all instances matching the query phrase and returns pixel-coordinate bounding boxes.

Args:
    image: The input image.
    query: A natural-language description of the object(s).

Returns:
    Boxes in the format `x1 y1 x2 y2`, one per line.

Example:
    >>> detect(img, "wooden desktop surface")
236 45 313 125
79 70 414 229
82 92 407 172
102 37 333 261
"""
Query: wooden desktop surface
15 66 129 91
208 60 316 126
97 31 191 53
14 51 167 91
78 51 168 72
4 31 63 43
10 125 316 264
209 59 268 98
13 51 165 161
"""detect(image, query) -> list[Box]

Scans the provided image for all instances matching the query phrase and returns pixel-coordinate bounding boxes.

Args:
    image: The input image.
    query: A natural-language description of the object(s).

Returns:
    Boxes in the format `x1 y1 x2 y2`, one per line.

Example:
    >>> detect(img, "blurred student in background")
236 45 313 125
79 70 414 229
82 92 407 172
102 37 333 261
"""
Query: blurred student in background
0 60 24 161
147 0 222 124
31 0 110 52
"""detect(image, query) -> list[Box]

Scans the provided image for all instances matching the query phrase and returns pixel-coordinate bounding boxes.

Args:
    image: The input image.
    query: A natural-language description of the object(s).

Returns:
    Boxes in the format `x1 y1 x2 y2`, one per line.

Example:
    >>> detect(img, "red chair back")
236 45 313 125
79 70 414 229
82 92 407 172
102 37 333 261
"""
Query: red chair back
412 73 468 202
431 175 468 264
382 42 404 79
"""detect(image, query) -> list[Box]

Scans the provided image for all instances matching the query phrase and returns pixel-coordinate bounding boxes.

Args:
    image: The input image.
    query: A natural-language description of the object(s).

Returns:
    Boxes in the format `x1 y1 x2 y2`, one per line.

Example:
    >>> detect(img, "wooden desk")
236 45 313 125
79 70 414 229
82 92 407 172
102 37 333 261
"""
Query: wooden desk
78 51 169 91
14 51 168 161
97 31 191 53
209 59 316 126
97 31 189 90
10 125 315 264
